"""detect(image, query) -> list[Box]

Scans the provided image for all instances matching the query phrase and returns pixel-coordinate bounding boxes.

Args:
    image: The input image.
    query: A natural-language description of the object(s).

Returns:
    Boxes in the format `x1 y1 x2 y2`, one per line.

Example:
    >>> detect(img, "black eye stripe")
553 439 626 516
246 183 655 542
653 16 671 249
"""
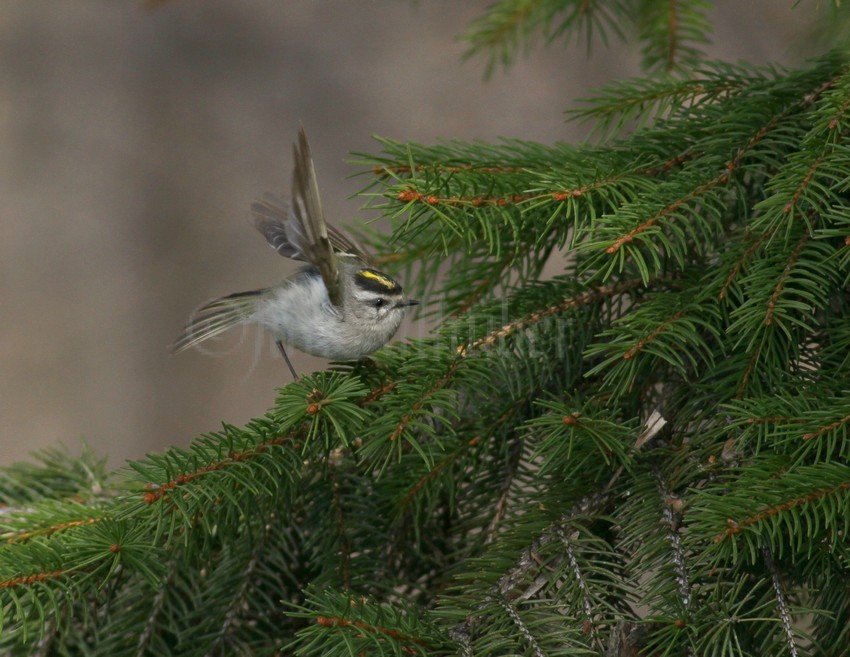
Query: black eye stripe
354 269 402 294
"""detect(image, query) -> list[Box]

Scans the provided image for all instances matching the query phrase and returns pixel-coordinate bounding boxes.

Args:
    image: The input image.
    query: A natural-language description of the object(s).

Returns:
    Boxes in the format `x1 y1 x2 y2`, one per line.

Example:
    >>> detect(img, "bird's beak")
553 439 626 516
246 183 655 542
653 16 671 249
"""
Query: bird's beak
399 299 419 308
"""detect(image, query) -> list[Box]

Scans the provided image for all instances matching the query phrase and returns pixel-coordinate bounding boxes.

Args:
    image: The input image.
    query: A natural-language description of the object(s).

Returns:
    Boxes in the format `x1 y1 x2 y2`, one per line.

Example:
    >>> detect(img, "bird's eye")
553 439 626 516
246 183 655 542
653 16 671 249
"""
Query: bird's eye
373 298 385 309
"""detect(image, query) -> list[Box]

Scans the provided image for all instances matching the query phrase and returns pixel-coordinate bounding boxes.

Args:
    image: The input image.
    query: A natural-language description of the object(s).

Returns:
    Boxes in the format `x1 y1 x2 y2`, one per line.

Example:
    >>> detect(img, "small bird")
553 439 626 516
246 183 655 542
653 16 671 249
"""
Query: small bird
173 127 418 378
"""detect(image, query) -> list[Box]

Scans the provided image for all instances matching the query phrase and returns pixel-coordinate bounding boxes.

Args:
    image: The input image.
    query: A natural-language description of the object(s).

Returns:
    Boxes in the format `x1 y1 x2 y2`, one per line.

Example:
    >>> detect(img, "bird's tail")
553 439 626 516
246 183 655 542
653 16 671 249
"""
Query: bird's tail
172 290 264 353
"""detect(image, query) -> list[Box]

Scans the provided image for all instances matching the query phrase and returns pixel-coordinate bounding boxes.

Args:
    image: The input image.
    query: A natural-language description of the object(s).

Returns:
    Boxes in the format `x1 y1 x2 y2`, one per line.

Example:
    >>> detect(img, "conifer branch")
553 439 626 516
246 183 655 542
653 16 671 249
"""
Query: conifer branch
0 569 69 590
447 489 614 652
802 411 850 441
604 176 724 255
605 68 842 261
141 432 298 506
557 526 603 651
393 152 691 215
460 280 642 354
3 515 106 544
206 541 264 655
449 623 474 657
719 229 773 300
400 436 481 510
135 556 178 657
783 150 830 214
712 475 850 543
623 310 686 360
397 187 532 208
496 491 611 600
388 357 462 442
665 0 680 72
376 163 529 176
328 465 352 589
478 0 540 51
654 469 691 612
314 614 432 650
764 233 809 326
7 8 850 654
494 593 548 657
485 437 526 544
762 546 800 657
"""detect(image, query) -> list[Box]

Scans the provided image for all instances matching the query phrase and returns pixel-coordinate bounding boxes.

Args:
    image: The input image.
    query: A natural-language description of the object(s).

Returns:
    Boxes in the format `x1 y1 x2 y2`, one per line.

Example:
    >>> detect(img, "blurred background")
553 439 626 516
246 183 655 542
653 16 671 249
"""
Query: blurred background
0 1 813 467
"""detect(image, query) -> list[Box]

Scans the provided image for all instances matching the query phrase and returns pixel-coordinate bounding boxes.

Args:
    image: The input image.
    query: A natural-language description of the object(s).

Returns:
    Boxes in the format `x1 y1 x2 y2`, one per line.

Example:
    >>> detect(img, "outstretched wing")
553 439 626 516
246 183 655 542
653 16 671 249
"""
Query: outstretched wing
252 194 372 263
251 127 370 308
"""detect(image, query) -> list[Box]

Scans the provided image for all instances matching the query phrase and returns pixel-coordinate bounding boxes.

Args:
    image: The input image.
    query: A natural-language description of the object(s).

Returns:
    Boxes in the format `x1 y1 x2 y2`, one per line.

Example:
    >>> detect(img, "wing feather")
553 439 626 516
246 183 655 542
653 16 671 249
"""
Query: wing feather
250 128 372 308
291 128 341 305
252 194 371 262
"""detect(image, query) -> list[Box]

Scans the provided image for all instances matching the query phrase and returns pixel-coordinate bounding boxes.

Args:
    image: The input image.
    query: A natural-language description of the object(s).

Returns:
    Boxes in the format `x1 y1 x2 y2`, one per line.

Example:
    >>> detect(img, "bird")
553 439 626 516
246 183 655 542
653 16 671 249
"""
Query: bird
173 127 418 378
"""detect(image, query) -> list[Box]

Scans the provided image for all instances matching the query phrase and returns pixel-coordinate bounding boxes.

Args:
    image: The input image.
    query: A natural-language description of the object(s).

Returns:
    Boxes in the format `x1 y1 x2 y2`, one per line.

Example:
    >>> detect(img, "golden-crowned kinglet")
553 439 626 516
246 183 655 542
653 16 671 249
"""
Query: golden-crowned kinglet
173 127 418 377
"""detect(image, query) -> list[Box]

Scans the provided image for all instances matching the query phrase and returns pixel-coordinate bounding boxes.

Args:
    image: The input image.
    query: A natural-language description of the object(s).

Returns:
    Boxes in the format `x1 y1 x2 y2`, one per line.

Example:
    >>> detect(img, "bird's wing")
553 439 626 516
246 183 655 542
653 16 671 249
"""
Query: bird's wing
251 128 372 307
252 195 372 263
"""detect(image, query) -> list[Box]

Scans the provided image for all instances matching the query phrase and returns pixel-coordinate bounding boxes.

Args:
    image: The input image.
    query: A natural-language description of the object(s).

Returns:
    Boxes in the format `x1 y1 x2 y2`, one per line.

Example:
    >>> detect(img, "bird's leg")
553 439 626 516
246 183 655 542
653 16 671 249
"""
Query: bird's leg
276 340 298 381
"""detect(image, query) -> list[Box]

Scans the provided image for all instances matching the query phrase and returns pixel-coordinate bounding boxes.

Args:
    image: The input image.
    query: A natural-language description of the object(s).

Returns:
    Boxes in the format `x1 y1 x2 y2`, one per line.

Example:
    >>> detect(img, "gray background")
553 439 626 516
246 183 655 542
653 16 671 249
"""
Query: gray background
1 1 810 467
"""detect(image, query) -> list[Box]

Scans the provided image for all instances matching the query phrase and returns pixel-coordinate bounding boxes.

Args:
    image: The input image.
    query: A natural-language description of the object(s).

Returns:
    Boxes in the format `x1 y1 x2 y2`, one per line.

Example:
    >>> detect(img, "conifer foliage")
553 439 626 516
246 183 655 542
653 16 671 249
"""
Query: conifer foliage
3 2 850 655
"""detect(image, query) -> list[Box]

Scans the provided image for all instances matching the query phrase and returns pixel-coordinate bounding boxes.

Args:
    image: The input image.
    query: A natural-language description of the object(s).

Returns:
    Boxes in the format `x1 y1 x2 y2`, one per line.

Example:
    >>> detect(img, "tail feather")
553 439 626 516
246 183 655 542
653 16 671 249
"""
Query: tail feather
172 290 264 353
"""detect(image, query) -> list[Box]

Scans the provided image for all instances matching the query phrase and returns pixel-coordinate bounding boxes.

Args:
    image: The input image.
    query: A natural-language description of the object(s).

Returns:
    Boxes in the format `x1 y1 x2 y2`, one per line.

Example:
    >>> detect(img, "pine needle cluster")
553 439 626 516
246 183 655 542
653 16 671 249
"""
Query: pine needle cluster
3 2 850 655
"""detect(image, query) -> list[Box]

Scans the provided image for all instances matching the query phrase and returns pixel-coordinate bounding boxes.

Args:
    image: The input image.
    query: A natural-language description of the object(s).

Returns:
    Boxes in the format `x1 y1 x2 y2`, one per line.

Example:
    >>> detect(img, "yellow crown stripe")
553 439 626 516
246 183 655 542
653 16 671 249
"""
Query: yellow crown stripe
358 269 397 289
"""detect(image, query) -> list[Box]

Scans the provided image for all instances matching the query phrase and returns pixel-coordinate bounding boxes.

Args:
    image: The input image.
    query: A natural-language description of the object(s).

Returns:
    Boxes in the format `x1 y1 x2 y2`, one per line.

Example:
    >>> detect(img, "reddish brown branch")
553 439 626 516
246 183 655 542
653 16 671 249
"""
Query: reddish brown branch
782 152 828 215
828 92 850 130
360 379 399 405
606 174 727 254
745 416 805 425
389 358 462 441
5 517 105 544
623 310 686 360
713 478 850 543
316 615 430 649
780 80 850 213
607 71 844 257
643 152 694 177
736 345 761 399
395 157 687 211
0 569 67 590
143 433 298 505
375 163 527 176
719 230 773 300
803 412 850 441
460 280 642 354
667 0 679 72
397 188 532 208
401 437 481 508
765 234 808 326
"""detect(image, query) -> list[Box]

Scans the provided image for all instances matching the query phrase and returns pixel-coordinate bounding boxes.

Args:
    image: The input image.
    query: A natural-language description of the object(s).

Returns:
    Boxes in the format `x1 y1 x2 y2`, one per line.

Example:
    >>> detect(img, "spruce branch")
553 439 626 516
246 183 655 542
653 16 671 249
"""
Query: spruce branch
762 545 801 657
696 461 850 560
7 5 850 654
134 555 177 657
567 61 772 139
635 0 712 73
653 468 691 614
491 593 548 657
557 525 605 651
461 0 628 79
